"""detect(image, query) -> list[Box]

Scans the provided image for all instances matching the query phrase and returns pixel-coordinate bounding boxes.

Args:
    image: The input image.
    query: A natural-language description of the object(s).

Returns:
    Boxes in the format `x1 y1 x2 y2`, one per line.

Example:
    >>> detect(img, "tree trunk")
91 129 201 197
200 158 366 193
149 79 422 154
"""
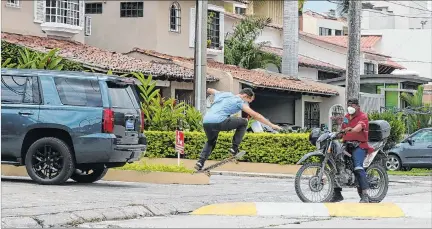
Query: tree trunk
346 0 361 101
282 0 298 78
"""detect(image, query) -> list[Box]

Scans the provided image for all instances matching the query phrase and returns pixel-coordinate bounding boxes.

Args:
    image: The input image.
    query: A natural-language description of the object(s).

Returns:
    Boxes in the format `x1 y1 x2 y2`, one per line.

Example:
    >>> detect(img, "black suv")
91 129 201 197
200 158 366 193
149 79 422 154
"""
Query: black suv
1 68 147 185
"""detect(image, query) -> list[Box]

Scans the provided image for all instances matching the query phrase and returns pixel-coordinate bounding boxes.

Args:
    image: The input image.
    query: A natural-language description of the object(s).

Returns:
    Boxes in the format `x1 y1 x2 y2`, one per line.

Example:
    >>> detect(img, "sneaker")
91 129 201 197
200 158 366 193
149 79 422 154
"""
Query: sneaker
330 191 344 202
359 193 370 203
194 162 203 171
229 148 238 156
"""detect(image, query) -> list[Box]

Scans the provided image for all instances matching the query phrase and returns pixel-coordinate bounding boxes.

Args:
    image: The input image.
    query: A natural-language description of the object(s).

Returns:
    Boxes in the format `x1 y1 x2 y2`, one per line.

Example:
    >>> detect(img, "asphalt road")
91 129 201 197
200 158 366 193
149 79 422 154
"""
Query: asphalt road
1 174 431 228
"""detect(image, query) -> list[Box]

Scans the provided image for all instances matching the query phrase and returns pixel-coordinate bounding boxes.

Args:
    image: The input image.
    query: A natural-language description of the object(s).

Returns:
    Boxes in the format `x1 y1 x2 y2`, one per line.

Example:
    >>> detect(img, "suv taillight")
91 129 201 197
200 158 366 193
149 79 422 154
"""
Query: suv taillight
103 108 114 133
140 111 145 132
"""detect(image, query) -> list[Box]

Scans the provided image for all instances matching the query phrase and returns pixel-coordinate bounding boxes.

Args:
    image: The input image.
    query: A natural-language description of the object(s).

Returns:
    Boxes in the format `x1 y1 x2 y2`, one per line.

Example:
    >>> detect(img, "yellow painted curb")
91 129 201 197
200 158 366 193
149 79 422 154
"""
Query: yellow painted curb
191 202 257 216
324 203 405 218
1 165 209 185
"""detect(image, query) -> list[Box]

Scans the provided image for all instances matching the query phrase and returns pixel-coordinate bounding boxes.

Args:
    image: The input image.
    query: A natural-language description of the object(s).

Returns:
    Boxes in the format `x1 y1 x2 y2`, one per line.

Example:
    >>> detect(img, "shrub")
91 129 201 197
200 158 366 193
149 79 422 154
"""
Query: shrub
369 111 406 150
144 131 316 165
1 41 84 71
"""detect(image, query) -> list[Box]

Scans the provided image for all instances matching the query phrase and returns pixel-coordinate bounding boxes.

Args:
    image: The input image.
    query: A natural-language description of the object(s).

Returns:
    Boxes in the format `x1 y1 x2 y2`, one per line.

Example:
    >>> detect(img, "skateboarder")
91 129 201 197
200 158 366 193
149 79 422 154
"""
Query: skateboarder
195 88 282 171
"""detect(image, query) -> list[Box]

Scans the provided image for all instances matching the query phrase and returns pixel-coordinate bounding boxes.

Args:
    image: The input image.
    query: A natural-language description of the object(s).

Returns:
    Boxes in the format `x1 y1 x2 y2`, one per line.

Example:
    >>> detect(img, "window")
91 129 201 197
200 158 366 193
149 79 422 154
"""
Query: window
1 75 40 104
169 2 181 32
235 6 246 15
319 27 332 36
412 129 432 143
45 0 80 26
335 30 342 36
6 0 20 7
107 82 139 109
54 78 102 107
120 2 143 18
364 62 376 74
85 3 102 14
207 10 220 49
318 71 340 80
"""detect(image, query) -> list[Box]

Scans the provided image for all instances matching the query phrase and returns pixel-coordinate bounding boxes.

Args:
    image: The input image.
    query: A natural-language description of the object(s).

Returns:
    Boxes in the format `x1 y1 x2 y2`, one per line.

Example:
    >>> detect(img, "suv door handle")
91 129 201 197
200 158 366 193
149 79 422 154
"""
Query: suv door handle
18 111 34 116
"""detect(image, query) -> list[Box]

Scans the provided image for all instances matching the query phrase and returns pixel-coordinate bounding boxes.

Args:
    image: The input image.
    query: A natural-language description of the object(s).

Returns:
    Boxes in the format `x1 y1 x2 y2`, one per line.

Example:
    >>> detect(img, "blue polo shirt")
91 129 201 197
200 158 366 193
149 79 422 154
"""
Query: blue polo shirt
203 91 246 124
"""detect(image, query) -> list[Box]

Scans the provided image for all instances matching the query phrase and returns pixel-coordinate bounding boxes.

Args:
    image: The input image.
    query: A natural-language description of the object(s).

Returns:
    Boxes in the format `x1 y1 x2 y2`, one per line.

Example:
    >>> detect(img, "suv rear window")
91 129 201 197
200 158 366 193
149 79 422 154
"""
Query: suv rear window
107 82 139 109
54 77 102 107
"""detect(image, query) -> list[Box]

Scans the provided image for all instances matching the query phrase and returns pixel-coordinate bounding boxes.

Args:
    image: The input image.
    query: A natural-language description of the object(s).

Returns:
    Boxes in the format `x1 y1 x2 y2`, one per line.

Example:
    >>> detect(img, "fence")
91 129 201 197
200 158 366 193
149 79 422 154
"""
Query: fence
359 92 384 113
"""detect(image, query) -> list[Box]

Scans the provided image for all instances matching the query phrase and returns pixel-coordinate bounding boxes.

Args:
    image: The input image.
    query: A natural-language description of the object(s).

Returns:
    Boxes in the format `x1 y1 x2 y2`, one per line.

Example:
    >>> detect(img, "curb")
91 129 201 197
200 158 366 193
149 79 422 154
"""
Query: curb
191 202 432 219
210 171 295 179
1 165 210 185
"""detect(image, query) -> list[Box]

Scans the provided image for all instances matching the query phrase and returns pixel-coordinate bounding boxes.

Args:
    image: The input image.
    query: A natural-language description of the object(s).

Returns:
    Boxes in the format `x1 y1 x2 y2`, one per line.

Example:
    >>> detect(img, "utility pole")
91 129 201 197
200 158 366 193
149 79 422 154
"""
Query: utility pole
281 0 299 78
193 0 208 114
346 0 361 101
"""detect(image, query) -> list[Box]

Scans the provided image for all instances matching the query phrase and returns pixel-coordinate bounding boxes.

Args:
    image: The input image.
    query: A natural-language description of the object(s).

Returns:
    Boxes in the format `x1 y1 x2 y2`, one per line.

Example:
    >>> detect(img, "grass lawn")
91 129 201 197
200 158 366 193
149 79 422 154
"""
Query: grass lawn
387 168 432 176
116 160 194 173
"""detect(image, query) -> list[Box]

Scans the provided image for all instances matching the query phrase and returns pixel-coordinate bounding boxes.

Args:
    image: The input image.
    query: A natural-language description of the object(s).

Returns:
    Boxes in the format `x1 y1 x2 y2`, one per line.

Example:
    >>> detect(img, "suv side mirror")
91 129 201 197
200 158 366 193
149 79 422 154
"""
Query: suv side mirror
407 138 414 146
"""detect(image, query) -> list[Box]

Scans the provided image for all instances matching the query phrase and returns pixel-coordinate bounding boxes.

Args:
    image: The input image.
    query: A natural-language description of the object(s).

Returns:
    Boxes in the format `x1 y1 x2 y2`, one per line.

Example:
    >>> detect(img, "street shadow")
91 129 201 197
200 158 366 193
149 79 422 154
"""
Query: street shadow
1 176 146 188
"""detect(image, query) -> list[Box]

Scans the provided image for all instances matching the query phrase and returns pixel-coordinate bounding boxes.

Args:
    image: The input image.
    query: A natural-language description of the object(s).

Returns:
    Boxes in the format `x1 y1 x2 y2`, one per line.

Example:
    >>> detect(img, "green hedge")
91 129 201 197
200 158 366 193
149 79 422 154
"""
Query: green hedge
145 131 316 165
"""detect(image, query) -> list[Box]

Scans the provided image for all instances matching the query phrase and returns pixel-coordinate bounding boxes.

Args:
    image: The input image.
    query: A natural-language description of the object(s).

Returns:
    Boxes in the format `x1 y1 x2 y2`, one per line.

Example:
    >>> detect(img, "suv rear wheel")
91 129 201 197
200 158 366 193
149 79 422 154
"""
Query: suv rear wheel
70 167 108 183
25 137 75 185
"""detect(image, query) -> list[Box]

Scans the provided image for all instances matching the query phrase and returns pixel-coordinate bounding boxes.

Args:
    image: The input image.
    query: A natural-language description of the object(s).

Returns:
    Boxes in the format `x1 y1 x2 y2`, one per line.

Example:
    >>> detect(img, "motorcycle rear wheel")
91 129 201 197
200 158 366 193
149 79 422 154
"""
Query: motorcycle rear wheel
357 163 389 203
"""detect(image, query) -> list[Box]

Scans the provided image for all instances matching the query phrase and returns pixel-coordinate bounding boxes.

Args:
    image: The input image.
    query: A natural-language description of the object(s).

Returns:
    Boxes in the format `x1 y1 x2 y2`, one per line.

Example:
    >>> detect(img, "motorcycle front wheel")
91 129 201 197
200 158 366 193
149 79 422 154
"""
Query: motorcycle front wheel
295 162 335 203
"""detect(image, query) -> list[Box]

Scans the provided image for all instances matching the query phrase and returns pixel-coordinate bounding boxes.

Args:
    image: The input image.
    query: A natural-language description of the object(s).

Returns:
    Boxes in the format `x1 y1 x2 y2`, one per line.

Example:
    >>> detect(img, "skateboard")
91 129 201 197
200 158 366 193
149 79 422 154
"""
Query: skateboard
194 151 246 177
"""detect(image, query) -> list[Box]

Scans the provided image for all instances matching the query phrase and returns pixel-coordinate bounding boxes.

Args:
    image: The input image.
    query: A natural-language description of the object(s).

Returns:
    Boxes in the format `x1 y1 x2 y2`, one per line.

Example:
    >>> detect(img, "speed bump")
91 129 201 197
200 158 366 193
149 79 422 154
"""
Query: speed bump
191 202 431 218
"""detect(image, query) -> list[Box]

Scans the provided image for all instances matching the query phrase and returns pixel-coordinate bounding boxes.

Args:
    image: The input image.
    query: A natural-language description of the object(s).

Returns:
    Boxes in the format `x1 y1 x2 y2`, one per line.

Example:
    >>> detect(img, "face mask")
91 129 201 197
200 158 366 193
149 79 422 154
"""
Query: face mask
347 106 356 115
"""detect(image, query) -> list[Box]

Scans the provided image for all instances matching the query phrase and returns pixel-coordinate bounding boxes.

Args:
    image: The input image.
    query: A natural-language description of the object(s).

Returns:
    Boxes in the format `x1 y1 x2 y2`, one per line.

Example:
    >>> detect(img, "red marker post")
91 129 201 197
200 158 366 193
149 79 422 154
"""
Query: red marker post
175 129 185 166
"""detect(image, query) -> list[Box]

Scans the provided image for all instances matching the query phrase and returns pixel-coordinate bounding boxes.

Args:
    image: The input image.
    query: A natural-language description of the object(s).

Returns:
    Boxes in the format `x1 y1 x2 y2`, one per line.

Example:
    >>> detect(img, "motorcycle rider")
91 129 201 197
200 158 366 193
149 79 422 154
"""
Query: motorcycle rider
331 98 374 203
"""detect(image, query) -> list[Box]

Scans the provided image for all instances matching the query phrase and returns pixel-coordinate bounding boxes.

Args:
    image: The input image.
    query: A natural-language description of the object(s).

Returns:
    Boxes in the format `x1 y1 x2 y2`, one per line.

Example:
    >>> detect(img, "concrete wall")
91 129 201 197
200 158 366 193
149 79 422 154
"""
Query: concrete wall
293 85 346 128
85 0 224 61
362 29 432 79
1 1 85 42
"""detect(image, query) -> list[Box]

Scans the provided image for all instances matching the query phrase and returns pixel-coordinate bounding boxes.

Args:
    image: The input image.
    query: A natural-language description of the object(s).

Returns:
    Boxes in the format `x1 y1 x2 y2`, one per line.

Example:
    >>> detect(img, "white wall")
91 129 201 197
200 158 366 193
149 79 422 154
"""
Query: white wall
302 15 318 35
362 1 431 30
299 38 347 69
362 29 432 79
315 18 345 35
299 67 318 80
256 26 283 48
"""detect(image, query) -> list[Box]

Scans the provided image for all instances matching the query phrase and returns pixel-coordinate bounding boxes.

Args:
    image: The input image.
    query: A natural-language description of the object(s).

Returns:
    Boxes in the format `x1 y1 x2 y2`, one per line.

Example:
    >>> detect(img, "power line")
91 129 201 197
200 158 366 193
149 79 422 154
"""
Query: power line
384 1 432 13
299 37 431 64
411 1 431 11
363 9 432 19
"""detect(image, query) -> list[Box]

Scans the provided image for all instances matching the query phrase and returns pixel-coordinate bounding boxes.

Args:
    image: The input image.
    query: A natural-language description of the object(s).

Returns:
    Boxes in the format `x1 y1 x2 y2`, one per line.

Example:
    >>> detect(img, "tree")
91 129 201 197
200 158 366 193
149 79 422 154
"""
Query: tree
281 0 299 78
345 0 361 101
401 85 432 132
224 16 281 70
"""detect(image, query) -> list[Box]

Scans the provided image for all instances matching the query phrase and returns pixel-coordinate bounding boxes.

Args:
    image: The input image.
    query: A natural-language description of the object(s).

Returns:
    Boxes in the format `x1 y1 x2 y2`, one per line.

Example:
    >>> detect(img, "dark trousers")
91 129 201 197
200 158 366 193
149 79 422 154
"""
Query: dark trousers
198 117 248 165
335 147 370 193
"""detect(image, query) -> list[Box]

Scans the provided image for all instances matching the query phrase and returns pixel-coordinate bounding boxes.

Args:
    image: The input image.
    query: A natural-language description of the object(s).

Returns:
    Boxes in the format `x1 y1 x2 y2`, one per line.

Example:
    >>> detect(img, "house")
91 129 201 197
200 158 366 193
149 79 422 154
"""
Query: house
362 1 431 30
1 32 219 102
1 0 220 105
1 0 86 43
126 48 343 129
225 11 431 111
302 10 348 36
82 0 246 63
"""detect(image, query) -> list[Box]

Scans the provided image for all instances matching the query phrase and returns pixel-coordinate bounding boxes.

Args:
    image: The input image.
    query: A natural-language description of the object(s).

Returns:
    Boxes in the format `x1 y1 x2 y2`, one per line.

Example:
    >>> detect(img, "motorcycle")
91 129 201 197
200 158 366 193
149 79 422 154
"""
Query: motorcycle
294 120 391 203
